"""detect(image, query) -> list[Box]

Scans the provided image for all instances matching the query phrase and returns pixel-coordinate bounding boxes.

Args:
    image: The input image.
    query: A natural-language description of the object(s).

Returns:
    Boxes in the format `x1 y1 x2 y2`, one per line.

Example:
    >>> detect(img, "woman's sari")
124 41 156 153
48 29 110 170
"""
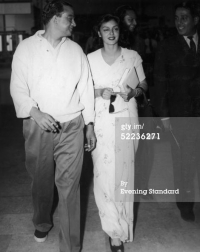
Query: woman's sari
87 47 145 242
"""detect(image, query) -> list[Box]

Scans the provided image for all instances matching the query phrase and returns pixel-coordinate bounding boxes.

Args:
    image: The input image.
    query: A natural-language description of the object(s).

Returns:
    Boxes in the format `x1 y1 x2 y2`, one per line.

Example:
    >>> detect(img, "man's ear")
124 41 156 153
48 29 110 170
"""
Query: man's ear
98 31 101 37
52 15 57 24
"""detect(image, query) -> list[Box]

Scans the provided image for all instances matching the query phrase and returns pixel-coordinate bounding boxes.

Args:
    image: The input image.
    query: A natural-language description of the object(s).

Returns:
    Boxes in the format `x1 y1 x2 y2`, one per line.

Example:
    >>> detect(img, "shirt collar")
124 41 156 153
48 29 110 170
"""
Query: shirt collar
34 30 67 44
35 30 45 41
183 32 198 44
193 32 198 44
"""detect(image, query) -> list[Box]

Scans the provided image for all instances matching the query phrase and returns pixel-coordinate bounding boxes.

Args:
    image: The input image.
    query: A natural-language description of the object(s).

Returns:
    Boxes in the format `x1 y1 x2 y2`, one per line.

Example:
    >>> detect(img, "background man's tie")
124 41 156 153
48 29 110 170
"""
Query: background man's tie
187 36 196 53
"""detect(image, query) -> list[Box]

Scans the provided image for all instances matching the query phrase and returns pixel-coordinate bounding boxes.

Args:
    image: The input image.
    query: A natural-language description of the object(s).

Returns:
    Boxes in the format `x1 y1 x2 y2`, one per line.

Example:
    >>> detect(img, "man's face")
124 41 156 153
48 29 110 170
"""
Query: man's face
175 7 198 36
55 5 76 37
124 10 137 32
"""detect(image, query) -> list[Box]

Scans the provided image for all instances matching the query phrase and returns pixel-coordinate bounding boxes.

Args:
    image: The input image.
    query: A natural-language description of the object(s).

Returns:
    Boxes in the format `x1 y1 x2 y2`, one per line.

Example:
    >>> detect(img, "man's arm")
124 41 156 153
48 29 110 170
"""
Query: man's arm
10 42 38 118
10 42 59 132
153 41 171 130
77 52 96 151
153 41 170 117
77 53 95 124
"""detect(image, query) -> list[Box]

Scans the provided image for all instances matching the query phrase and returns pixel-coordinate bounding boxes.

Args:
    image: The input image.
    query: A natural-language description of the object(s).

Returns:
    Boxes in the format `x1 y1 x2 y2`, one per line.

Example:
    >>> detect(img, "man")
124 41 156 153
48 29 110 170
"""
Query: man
10 1 96 251
154 0 200 221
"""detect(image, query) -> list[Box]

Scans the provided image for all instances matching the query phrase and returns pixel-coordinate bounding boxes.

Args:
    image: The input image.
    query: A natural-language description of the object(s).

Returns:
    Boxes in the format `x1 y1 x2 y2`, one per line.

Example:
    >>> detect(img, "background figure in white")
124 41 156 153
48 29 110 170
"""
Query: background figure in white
87 14 147 251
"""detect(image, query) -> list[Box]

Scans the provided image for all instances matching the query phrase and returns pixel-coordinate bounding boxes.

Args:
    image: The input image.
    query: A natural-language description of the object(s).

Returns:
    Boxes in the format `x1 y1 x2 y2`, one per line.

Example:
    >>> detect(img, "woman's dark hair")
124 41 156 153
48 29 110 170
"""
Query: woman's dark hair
95 14 120 33
114 5 136 49
114 5 136 27
42 0 73 25
93 14 120 48
175 1 200 18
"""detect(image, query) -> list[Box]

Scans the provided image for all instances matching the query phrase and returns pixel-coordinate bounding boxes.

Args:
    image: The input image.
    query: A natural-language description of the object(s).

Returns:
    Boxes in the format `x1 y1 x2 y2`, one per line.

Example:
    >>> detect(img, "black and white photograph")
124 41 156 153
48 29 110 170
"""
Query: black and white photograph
0 0 200 251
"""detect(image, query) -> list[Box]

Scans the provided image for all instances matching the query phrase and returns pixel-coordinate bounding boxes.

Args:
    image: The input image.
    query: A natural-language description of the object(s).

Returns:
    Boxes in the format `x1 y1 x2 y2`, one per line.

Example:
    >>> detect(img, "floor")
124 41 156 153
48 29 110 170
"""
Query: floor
1 70 200 252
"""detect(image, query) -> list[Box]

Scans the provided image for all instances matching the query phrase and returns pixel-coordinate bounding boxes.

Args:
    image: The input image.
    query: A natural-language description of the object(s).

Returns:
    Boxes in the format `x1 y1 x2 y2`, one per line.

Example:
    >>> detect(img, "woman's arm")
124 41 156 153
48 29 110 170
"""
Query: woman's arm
134 78 148 97
95 88 113 99
137 79 148 92
120 78 148 102
134 59 148 96
94 89 103 98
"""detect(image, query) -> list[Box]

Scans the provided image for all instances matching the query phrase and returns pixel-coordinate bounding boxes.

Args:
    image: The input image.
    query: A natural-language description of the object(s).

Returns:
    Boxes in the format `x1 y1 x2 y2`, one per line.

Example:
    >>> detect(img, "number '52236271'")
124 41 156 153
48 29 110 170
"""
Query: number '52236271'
121 133 160 140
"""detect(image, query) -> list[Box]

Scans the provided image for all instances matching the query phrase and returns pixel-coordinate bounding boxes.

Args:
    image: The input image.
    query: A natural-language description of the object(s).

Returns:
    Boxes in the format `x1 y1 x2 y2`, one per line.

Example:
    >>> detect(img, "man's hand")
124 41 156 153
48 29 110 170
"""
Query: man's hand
161 118 171 132
30 107 60 132
85 125 96 152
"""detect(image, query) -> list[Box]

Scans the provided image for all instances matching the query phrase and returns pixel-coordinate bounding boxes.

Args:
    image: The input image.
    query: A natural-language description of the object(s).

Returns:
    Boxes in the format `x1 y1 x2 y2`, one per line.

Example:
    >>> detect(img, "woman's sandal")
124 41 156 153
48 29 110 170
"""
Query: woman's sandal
109 237 124 252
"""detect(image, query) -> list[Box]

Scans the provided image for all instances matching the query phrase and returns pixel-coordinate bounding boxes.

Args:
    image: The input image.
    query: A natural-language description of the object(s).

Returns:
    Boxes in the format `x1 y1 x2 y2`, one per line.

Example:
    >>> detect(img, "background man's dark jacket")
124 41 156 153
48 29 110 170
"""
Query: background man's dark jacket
153 33 200 117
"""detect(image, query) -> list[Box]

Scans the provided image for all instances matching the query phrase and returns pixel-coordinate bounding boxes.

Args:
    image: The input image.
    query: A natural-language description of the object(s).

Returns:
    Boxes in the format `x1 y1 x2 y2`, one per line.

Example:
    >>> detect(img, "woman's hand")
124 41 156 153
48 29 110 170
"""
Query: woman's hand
101 88 113 100
119 86 136 102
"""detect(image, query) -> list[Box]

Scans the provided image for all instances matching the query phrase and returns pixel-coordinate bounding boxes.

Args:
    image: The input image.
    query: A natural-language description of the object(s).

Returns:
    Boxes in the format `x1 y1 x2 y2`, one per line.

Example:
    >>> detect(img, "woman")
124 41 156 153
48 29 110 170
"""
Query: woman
87 14 147 252
115 5 145 58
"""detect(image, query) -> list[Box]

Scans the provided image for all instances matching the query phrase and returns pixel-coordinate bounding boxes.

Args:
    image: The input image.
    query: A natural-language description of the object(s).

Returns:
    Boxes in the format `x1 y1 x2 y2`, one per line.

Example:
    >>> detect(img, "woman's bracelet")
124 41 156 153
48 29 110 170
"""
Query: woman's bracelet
134 87 143 97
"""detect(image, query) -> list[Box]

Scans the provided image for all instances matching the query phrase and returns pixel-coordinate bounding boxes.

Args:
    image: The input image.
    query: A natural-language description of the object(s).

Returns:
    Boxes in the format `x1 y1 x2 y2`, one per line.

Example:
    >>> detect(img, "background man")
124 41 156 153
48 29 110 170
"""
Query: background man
10 1 96 251
153 0 200 222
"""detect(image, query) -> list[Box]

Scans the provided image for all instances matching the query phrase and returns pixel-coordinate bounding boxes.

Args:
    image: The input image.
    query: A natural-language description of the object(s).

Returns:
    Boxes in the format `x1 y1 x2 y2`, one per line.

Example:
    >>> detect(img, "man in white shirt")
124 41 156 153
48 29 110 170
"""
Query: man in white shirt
154 0 200 222
10 1 96 251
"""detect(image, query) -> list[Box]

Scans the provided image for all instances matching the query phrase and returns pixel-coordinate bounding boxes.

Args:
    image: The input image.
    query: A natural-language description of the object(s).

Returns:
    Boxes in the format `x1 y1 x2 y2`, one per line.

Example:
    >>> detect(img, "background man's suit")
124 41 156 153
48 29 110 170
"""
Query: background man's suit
153 32 200 217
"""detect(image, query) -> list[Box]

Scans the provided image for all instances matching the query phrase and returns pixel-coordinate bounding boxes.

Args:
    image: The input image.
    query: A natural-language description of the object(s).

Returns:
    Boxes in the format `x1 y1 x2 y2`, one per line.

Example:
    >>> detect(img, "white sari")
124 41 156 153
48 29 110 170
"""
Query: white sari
87 47 145 242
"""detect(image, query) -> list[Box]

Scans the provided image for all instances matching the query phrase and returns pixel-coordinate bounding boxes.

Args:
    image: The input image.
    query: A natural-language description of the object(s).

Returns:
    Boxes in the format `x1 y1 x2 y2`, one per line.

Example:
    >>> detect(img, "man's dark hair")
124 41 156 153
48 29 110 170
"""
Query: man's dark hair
42 0 73 25
175 1 200 18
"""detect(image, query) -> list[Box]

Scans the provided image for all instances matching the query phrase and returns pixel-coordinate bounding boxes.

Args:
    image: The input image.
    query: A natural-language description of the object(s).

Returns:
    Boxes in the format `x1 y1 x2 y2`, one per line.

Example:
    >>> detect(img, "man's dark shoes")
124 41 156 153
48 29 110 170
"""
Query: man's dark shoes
177 202 195 222
34 230 48 243
109 237 124 252
180 209 195 222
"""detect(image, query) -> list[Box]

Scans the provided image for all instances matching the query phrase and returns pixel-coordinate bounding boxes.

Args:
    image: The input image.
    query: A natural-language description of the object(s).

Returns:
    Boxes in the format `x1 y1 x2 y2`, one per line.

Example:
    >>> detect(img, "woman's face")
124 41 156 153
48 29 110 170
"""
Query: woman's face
124 10 137 32
98 19 120 46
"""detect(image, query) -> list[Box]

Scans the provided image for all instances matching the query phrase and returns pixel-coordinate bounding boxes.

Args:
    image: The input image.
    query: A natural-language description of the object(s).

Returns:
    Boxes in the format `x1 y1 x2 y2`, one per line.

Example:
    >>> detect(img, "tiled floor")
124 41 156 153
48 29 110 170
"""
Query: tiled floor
1 83 200 251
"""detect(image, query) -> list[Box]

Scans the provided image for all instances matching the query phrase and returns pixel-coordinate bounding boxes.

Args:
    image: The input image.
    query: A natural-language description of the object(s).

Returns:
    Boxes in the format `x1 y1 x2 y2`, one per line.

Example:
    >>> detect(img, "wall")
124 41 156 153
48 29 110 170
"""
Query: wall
0 1 33 33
